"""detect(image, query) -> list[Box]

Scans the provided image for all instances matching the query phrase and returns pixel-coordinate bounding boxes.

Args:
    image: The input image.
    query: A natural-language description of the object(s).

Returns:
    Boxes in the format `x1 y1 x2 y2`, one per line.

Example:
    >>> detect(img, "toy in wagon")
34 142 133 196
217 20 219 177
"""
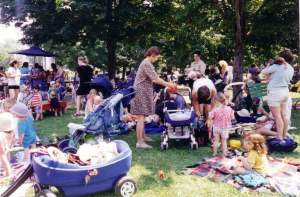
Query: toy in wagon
1 90 137 197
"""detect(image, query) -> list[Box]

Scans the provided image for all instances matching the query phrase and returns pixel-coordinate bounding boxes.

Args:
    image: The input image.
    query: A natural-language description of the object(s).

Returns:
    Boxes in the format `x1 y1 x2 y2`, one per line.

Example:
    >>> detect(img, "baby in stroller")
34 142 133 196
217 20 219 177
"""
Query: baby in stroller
160 86 198 150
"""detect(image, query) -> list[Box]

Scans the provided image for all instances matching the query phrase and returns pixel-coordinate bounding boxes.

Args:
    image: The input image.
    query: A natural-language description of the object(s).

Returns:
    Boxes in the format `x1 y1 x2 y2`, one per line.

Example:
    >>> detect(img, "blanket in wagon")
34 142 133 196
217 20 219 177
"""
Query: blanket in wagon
184 153 300 196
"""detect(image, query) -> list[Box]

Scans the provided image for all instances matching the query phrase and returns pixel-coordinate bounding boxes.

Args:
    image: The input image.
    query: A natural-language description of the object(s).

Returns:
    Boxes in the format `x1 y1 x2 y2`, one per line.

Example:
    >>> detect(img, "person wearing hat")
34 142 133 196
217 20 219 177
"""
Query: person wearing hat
48 81 62 117
0 112 17 177
10 103 37 162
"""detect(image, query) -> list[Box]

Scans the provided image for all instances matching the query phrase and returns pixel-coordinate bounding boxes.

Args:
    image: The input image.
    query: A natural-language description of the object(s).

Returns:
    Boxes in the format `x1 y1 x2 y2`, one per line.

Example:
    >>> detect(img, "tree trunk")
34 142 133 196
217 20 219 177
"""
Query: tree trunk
233 0 244 83
106 0 116 79
107 40 117 79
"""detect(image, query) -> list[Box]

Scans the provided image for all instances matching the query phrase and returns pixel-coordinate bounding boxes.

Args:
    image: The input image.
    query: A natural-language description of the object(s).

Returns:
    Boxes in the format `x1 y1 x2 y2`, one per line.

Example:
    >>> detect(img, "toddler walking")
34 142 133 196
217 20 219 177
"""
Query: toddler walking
207 92 235 156
10 103 37 163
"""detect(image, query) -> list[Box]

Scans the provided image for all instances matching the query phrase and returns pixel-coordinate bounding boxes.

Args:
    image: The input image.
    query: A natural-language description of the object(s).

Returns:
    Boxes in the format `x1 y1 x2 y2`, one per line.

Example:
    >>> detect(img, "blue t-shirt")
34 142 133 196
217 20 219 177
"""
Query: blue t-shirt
18 116 36 147
58 86 66 100
20 67 30 85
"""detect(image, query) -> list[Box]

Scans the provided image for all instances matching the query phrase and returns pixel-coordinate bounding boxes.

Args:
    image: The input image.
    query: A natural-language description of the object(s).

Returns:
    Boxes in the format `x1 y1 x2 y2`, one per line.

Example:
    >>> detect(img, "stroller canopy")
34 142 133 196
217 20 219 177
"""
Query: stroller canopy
90 75 113 98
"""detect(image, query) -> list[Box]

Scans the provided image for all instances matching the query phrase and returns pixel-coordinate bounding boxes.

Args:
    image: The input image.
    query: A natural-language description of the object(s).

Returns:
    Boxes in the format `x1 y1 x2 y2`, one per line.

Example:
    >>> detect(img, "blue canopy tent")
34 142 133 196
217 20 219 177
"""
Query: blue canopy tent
9 46 57 57
9 46 57 69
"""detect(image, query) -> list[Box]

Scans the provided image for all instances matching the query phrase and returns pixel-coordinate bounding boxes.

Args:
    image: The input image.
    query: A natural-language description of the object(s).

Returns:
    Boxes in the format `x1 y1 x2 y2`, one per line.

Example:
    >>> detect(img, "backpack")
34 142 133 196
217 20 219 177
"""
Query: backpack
193 120 209 146
267 137 298 152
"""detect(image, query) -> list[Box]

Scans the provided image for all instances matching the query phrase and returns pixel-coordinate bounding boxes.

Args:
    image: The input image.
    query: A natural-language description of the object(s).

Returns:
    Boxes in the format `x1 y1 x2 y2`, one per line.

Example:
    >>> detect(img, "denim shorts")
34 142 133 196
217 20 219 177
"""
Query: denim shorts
33 106 42 114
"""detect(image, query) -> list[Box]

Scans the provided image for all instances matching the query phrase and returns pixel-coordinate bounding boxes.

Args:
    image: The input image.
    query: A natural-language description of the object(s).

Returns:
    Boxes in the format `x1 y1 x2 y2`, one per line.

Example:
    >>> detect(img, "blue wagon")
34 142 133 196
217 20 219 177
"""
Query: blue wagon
1 140 137 197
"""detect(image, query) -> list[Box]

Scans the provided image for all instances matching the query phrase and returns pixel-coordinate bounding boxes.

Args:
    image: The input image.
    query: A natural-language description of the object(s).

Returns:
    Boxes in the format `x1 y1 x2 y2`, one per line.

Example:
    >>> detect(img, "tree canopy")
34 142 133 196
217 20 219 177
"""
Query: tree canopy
0 0 298 78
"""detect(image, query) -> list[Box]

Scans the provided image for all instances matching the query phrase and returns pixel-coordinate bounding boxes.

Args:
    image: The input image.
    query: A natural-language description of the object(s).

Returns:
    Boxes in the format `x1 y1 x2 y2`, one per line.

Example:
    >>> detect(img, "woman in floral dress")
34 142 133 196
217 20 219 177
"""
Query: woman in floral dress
131 46 175 149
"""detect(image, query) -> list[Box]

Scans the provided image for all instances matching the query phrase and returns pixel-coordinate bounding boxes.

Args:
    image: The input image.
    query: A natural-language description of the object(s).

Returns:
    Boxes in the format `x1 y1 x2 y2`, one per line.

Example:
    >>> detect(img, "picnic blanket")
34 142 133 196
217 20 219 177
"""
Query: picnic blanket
184 153 300 196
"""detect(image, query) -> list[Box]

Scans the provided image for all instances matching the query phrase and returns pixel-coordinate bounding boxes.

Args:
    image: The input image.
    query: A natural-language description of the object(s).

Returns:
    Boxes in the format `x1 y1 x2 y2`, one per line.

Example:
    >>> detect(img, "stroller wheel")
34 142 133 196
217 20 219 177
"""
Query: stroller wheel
191 142 198 150
161 142 169 150
115 176 137 197
36 189 57 197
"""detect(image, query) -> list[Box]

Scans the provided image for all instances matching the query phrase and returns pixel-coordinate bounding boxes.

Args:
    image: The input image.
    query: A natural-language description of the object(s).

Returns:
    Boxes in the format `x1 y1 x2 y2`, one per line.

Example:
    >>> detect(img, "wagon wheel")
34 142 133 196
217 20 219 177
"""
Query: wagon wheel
115 176 137 197
36 189 57 197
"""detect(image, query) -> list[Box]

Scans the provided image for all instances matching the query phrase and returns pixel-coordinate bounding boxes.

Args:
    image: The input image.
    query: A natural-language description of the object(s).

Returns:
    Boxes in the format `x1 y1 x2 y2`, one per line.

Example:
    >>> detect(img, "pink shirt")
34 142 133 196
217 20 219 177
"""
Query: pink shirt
209 106 235 129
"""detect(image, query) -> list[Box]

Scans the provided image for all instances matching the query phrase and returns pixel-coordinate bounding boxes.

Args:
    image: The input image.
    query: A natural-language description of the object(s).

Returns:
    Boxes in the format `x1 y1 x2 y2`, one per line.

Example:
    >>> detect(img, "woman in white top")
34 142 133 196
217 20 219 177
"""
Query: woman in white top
6 60 21 100
261 50 294 140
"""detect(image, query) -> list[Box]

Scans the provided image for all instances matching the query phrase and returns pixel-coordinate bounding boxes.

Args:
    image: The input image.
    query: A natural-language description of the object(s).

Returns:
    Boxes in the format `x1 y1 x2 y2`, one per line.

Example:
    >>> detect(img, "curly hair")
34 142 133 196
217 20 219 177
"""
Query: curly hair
247 133 268 155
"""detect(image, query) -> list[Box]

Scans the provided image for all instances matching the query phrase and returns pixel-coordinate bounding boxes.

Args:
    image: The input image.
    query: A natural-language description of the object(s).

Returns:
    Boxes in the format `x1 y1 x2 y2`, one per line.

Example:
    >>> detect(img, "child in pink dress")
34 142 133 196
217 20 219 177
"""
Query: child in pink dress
207 92 235 156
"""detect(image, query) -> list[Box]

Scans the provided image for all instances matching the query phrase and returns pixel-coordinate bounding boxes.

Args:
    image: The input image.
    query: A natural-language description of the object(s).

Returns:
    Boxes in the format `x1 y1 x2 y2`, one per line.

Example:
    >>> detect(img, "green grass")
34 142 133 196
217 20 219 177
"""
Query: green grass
31 109 300 197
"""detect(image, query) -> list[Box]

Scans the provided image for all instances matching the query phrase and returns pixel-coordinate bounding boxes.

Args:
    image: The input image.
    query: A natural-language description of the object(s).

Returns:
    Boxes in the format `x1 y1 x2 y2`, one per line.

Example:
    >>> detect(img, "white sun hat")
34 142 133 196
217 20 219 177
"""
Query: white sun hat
0 112 17 132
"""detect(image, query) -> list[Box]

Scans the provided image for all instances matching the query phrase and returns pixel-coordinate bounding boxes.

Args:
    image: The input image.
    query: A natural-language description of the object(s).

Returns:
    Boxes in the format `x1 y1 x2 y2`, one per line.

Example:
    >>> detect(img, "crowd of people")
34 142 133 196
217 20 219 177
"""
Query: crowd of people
0 61 70 119
0 46 299 180
129 47 297 176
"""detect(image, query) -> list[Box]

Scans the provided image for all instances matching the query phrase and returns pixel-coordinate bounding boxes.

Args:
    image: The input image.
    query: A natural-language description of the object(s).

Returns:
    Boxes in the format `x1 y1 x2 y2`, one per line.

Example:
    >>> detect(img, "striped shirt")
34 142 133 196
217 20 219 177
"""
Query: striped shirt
31 92 42 107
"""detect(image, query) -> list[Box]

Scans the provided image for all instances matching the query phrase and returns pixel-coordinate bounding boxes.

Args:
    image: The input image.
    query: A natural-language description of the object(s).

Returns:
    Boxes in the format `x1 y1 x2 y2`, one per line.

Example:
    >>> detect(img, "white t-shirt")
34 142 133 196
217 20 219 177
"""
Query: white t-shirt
7 67 21 86
261 63 294 91
190 60 206 76
193 78 216 92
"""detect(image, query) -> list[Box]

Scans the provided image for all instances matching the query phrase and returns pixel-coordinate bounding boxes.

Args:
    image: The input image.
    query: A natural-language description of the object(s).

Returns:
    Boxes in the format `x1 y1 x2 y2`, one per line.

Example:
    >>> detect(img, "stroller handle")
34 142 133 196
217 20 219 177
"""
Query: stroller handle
163 107 194 113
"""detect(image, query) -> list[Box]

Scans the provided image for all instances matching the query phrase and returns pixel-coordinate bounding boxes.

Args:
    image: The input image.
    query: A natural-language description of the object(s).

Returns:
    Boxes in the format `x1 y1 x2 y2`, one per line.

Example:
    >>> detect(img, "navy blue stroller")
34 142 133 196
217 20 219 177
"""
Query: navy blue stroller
160 86 198 150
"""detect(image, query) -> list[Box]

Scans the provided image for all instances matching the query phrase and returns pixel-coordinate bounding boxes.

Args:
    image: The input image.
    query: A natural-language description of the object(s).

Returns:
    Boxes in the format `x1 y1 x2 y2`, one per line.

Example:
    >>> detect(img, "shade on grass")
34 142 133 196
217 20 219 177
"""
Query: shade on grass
32 109 300 197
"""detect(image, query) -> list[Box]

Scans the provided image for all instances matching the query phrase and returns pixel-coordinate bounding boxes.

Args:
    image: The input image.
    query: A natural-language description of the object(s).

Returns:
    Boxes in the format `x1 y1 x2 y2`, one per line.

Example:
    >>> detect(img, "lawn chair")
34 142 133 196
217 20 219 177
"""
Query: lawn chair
247 82 268 102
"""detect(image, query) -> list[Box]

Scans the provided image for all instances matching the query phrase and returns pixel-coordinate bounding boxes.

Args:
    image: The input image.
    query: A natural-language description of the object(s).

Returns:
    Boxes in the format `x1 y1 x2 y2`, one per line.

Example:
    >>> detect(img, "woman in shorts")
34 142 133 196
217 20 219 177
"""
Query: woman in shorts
261 50 294 140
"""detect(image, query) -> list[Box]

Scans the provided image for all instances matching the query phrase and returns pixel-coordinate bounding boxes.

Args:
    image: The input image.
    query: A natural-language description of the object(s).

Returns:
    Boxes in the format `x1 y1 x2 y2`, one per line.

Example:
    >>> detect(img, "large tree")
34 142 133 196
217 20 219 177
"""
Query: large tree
0 0 298 78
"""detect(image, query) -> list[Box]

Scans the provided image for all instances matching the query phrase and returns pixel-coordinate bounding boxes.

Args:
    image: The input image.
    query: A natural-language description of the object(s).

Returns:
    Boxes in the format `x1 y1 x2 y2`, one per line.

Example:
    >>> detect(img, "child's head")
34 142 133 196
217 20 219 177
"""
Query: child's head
20 85 29 93
9 102 30 120
215 92 226 105
243 133 267 155
50 81 56 88
55 80 61 87
89 89 98 96
33 86 40 93
3 98 16 112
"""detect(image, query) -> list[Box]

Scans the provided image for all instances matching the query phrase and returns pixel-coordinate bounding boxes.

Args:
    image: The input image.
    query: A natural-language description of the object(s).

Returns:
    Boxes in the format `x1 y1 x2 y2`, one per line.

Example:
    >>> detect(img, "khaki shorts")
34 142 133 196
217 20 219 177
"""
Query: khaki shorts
267 89 289 107
213 127 229 140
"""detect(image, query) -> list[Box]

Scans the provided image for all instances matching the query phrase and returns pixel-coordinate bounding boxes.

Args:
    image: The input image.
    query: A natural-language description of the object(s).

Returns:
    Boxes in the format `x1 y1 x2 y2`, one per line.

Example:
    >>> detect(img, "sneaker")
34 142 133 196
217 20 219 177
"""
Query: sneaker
144 136 153 142
136 142 152 149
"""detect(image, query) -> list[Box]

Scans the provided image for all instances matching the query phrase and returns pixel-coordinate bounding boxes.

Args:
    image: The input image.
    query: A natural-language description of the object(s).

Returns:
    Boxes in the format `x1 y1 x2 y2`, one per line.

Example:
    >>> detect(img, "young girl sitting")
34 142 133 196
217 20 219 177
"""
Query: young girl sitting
207 92 235 156
239 133 269 175
10 103 37 163
0 112 16 178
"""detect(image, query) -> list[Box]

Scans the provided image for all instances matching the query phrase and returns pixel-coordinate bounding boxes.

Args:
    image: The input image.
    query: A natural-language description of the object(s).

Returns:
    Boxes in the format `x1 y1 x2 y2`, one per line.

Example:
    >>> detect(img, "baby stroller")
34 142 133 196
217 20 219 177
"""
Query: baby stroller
160 86 198 150
68 87 135 139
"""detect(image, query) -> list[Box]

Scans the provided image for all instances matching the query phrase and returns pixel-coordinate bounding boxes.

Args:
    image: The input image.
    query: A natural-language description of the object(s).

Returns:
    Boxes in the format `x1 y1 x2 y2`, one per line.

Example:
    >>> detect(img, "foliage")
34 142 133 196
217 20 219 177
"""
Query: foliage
0 0 298 75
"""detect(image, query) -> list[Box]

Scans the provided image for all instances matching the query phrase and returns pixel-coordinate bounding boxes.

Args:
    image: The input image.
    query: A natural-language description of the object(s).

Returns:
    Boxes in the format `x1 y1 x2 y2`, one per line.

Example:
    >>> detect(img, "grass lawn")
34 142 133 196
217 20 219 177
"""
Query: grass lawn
32 109 300 197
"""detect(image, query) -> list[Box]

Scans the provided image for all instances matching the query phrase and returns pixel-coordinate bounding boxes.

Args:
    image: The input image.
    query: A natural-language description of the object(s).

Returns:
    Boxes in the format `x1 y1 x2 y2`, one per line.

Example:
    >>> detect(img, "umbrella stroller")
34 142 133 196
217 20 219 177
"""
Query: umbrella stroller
68 87 135 138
